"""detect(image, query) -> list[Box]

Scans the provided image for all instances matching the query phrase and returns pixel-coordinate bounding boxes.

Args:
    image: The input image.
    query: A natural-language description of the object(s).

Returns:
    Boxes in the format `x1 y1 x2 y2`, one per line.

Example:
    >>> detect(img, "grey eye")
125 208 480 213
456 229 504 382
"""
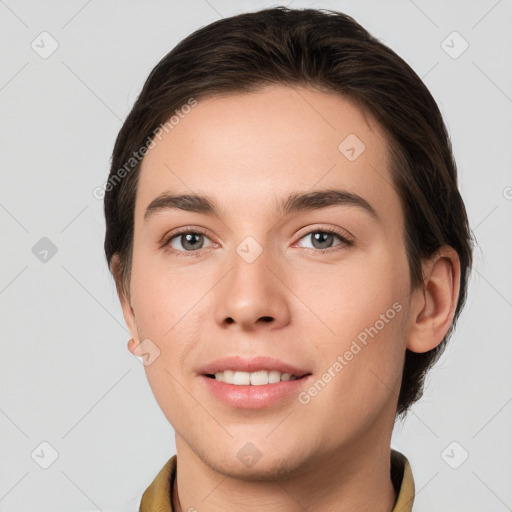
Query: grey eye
298 231 343 250
169 232 212 251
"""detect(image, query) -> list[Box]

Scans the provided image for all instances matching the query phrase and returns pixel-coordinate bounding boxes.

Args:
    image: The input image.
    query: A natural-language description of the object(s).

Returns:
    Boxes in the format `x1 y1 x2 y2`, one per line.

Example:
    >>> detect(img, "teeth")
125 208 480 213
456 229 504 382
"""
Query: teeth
213 370 299 385
268 370 281 384
233 371 250 385
250 370 268 386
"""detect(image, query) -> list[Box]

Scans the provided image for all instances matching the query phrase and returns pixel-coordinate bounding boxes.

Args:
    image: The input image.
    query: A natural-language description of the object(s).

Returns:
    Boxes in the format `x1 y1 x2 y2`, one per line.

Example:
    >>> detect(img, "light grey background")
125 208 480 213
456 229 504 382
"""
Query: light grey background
0 0 511 511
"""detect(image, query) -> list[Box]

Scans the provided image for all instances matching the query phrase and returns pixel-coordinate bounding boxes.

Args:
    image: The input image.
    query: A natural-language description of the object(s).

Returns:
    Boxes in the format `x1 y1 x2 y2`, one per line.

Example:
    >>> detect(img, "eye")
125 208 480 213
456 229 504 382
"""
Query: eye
296 228 353 252
165 229 214 253
162 226 353 256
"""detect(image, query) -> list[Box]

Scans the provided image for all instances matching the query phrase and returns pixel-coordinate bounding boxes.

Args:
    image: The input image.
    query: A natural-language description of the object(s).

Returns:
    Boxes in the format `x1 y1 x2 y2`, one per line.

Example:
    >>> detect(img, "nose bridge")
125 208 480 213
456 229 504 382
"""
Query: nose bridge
213 235 290 330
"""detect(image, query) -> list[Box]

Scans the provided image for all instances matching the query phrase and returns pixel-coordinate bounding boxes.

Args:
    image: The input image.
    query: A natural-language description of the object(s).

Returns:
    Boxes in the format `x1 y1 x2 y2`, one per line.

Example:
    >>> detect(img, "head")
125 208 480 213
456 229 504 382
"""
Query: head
103 7 472 477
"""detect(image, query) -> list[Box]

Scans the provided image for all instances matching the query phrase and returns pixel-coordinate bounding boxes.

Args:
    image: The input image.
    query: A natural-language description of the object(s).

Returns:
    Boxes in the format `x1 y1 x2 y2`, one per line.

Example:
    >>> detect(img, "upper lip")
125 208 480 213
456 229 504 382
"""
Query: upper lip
199 356 311 377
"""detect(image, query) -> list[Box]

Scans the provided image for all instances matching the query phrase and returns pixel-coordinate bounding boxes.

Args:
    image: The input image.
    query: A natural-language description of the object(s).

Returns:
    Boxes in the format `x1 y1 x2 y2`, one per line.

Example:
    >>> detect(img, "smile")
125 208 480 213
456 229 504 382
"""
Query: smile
207 370 300 385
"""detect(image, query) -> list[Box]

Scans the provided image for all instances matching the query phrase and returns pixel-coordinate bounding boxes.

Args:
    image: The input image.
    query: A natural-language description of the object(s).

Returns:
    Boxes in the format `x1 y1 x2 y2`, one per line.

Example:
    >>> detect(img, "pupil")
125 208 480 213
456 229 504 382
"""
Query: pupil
183 233 202 250
313 232 332 249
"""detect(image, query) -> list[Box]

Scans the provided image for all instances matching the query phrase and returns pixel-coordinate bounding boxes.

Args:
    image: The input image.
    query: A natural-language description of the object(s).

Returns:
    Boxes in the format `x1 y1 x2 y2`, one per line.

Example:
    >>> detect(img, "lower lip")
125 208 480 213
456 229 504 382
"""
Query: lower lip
200 375 311 409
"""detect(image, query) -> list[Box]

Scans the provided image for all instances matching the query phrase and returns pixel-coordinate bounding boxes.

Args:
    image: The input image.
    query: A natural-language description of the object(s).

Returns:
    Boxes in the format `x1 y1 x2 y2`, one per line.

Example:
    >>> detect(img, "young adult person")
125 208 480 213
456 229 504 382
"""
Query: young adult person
103 7 473 511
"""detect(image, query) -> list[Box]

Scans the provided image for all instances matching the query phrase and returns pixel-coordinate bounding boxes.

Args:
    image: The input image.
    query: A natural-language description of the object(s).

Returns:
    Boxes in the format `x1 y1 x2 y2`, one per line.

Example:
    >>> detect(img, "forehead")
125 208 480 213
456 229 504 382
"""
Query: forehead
135 85 400 223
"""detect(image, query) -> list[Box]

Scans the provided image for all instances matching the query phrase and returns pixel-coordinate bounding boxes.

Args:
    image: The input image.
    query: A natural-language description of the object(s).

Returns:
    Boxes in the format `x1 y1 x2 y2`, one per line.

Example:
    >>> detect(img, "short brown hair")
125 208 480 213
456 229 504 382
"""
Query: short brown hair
103 6 473 418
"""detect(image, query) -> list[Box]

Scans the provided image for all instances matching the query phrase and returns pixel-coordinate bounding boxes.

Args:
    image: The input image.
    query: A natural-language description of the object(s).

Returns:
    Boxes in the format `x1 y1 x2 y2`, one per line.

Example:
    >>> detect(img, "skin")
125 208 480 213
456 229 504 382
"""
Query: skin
111 85 460 511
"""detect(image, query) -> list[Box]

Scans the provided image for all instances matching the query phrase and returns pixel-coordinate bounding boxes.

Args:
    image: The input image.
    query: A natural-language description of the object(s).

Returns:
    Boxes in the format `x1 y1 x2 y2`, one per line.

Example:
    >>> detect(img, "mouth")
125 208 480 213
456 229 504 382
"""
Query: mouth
199 355 311 384
205 370 308 385
199 356 312 409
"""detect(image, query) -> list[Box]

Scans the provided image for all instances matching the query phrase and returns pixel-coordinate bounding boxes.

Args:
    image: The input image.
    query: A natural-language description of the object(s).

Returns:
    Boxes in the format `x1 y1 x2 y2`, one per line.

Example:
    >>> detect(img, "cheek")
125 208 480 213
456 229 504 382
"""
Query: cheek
298 306 406 431
129 246 201 338
291 245 409 337
291 245 409 406
128 253 206 414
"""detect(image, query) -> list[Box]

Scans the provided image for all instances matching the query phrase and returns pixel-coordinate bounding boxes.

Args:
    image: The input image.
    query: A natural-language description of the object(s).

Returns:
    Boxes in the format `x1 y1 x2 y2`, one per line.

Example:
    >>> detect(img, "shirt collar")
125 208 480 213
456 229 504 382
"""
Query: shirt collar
139 448 415 511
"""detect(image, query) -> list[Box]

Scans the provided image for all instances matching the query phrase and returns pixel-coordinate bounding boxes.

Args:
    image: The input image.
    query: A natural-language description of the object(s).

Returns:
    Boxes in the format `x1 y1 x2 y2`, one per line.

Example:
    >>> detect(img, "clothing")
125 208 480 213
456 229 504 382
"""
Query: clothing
139 448 415 511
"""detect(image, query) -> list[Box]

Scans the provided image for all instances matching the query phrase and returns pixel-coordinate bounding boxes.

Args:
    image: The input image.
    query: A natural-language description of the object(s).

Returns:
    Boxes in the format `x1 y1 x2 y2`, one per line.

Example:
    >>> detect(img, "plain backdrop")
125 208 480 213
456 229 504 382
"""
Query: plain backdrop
0 1 511 511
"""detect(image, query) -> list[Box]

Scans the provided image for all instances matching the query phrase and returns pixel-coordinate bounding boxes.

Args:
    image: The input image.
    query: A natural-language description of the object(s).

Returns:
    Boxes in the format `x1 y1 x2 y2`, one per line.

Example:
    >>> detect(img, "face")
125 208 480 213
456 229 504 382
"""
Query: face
123 85 416 478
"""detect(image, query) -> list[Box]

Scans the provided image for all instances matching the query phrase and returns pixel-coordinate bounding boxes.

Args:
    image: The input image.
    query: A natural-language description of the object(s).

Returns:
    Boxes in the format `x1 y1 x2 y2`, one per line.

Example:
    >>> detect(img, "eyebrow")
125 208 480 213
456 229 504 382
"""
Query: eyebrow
143 189 379 222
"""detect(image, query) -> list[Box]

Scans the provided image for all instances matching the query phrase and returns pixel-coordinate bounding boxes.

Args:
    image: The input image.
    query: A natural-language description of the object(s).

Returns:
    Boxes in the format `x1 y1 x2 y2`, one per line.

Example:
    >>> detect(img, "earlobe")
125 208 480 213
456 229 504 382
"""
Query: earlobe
406 246 461 354
127 337 137 355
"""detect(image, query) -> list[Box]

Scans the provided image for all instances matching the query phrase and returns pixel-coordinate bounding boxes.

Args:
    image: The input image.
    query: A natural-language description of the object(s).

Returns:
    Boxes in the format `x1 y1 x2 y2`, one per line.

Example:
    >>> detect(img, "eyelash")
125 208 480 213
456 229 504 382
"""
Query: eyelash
161 226 354 257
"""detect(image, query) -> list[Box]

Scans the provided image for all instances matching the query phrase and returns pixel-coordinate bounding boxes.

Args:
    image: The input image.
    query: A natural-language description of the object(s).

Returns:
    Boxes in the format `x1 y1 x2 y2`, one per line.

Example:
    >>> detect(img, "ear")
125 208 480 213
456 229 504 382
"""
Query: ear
407 246 461 353
110 254 140 355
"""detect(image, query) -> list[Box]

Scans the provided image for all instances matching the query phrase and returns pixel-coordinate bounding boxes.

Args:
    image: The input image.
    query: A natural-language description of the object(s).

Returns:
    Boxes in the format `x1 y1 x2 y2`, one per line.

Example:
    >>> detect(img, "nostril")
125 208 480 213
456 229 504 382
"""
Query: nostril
260 316 273 323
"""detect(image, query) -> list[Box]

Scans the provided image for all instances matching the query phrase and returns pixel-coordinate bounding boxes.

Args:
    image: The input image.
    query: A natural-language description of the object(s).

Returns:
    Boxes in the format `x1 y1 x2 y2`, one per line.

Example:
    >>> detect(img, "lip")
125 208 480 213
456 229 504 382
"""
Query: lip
198 355 310 377
198 356 312 409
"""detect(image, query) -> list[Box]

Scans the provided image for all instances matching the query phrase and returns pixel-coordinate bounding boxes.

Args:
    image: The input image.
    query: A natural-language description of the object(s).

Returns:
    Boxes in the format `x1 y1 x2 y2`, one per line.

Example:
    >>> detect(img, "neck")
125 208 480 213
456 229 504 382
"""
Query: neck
172 425 397 512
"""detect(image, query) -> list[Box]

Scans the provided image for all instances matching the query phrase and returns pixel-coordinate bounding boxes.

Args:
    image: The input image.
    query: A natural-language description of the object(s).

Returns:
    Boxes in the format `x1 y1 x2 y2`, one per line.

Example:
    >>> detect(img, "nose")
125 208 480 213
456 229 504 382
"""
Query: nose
213 243 291 332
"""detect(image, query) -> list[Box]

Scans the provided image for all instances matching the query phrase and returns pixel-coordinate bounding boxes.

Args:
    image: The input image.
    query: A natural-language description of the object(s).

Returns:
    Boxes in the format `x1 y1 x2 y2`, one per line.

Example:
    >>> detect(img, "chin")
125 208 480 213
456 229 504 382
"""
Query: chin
198 446 311 481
